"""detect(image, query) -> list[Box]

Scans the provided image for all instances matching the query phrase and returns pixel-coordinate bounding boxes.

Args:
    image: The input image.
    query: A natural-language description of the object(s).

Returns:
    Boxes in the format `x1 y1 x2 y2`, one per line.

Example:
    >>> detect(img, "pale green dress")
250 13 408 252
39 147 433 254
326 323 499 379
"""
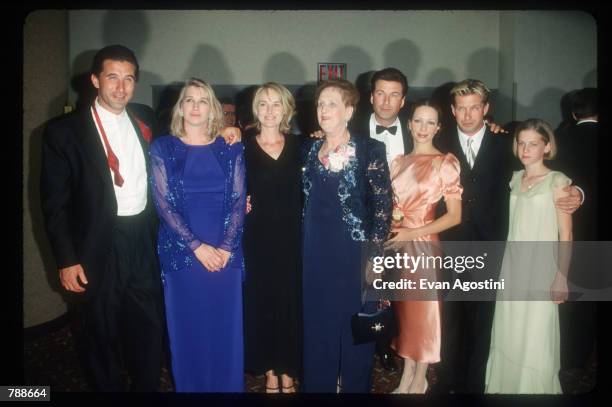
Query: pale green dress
485 170 571 394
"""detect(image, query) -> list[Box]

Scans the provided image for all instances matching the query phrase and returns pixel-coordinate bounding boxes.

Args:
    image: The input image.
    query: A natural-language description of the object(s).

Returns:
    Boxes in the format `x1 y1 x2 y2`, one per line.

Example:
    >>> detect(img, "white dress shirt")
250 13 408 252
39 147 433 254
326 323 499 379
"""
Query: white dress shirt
457 123 487 164
369 114 405 166
91 98 148 216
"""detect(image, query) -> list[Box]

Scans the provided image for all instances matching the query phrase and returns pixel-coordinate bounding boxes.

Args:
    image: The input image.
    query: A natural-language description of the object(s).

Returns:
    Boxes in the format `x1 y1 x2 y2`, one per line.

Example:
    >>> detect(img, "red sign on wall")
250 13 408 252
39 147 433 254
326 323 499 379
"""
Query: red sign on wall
318 63 347 83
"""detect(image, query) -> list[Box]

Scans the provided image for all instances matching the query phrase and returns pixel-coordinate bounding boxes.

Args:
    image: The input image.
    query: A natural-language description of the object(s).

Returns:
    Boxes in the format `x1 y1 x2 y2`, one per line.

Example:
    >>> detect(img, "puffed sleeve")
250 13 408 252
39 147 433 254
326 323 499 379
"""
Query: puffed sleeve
219 143 247 253
440 153 463 201
149 138 202 251
366 140 393 244
551 171 572 191
509 171 521 191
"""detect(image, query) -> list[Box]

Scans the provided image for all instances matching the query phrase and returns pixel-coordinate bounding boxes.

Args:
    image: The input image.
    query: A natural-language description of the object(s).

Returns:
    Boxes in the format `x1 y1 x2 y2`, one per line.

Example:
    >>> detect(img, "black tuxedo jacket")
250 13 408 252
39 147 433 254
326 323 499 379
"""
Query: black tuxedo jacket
40 105 159 300
553 121 598 240
350 107 414 155
436 127 517 242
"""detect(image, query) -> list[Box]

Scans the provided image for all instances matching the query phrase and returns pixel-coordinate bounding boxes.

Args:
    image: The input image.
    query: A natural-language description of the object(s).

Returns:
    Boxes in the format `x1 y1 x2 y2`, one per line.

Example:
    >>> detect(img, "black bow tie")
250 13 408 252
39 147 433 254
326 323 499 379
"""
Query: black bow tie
376 125 397 135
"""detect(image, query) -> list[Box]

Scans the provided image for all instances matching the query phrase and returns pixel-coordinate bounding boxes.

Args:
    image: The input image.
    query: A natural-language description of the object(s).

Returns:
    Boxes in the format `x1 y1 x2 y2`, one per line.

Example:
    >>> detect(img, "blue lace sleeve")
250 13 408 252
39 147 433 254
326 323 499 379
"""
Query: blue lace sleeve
149 140 201 251
366 141 392 244
300 137 314 166
219 147 247 252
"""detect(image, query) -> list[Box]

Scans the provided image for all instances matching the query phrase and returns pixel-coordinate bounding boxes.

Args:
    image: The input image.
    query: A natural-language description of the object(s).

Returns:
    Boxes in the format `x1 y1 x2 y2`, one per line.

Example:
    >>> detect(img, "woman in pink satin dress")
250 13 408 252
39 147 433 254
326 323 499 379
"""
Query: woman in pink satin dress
385 100 463 393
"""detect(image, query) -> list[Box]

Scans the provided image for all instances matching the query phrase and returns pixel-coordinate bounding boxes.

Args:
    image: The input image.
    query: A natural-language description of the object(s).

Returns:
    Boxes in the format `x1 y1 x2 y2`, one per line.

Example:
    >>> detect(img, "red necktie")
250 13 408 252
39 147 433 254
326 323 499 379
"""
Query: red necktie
92 104 124 187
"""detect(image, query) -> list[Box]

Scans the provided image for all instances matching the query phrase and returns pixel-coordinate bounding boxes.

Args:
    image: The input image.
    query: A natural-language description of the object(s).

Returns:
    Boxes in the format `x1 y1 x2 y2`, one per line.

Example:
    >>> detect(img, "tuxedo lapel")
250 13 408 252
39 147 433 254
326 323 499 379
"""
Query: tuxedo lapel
402 128 412 154
350 114 369 139
127 111 151 168
399 110 412 154
78 108 114 189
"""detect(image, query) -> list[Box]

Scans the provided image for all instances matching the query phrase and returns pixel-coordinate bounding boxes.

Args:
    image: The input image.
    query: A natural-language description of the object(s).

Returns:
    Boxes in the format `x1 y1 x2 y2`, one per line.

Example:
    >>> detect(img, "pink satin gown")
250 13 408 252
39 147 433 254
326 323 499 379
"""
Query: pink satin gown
389 153 462 363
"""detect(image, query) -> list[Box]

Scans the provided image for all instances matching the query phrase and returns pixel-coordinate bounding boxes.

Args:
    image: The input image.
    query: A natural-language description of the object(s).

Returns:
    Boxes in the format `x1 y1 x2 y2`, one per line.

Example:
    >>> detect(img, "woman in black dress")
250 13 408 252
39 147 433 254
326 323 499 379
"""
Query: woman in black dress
242 82 302 393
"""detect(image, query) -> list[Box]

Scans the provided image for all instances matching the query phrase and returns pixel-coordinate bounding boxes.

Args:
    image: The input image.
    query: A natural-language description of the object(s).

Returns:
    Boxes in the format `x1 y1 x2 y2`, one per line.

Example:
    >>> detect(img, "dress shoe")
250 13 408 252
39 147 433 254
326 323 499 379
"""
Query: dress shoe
281 384 296 393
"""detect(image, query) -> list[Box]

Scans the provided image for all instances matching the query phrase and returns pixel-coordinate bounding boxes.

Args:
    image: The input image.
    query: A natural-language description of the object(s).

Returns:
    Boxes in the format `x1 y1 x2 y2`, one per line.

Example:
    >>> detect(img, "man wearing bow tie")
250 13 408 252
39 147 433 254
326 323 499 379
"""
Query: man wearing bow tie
346 68 410 371
40 45 163 391
351 68 413 166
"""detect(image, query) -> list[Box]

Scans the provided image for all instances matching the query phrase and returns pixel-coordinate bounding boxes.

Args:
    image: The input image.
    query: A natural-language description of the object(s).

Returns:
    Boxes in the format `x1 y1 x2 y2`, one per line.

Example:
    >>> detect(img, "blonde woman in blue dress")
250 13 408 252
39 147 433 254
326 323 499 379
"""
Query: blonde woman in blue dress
485 118 571 394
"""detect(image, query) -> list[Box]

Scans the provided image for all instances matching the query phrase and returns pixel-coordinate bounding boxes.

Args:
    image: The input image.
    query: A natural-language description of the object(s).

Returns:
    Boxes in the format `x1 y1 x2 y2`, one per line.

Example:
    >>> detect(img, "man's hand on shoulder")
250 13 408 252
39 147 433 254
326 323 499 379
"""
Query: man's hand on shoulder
309 130 324 139
484 120 508 135
555 185 583 214
220 126 242 145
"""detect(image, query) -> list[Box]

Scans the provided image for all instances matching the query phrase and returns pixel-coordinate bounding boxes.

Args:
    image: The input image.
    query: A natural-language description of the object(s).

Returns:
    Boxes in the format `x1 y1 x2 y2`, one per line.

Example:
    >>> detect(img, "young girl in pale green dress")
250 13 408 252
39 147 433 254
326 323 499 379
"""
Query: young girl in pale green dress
485 118 572 394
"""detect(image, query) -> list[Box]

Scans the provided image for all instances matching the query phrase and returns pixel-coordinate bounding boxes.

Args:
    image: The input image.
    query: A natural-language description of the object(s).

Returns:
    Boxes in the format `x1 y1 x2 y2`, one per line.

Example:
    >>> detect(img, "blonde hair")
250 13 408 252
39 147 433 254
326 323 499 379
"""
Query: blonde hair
170 78 223 138
512 118 557 160
450 79 491 105
251 82 296 133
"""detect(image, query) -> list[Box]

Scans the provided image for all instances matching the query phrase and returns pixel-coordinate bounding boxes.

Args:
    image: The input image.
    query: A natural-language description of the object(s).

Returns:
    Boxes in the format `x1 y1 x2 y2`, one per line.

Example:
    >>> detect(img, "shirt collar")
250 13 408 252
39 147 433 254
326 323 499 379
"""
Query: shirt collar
370 113 401 129
457 123 486 144
577 119 598 125
94 97 128 123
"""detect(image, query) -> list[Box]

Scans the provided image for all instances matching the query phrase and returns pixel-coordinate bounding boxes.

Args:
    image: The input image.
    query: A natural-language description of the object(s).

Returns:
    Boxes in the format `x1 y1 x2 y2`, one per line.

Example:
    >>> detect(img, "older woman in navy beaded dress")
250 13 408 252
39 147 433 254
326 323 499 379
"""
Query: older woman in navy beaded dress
301 79 392 393
150 78 246 392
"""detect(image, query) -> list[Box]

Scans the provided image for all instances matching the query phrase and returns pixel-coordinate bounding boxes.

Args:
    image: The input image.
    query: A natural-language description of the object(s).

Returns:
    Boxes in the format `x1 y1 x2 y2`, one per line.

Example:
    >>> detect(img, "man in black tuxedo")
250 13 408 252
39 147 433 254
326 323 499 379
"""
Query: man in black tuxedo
350 68 413 164
434 79 514 394
435 79 584 393
555 88 598 376
346 68 411 371
40 45 163 391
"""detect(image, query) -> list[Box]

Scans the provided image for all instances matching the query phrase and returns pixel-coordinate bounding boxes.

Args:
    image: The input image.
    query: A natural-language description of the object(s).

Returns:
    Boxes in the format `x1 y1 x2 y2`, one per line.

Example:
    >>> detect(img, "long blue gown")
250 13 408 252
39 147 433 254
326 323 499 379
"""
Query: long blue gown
302 160 376 393
163 144 244 392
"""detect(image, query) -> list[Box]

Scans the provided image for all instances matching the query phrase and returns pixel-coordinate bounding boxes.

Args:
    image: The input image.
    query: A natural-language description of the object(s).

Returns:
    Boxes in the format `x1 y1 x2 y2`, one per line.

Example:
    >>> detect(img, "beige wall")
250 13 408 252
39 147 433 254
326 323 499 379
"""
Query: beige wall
68 10 500 106
511 11 597 125
23 10 69 327
66 9 596 127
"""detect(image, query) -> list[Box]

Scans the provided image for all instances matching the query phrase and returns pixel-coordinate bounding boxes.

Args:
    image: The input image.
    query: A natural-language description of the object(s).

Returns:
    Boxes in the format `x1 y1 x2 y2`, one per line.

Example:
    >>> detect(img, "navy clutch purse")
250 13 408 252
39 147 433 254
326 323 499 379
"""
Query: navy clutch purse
350 304 397 345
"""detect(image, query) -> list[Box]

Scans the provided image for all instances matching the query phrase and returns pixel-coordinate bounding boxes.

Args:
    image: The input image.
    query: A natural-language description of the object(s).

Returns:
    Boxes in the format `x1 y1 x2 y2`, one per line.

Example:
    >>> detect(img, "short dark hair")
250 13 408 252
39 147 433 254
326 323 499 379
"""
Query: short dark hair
408 98 444 133
91 44 140 81
370 68 408 97
571 87 597 119
219 97 235 105
409 99 443 122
